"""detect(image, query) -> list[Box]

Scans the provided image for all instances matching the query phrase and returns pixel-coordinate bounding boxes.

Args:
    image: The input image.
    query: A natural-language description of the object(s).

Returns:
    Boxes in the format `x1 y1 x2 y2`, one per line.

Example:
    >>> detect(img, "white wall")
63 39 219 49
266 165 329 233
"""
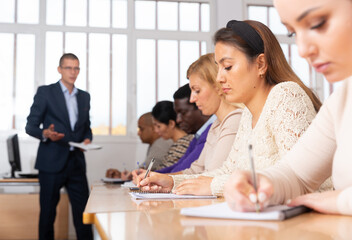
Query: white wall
216 0 244 28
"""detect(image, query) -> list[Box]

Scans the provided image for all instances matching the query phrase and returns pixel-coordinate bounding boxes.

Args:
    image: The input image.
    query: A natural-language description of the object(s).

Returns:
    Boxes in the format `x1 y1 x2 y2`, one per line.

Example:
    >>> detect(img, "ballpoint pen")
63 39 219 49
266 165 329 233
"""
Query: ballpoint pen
130 158 155 191
143 157 155 179
248 144 260 213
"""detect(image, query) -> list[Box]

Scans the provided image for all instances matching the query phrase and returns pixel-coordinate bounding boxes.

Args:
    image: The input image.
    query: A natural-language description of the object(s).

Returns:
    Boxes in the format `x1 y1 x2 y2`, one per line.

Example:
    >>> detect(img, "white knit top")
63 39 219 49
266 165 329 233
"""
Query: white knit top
172 81 319 195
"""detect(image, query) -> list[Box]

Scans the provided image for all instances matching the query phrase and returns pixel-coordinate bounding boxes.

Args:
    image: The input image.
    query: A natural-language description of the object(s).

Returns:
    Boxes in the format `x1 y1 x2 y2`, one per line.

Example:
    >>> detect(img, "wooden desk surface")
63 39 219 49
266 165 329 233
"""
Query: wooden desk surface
95 210 352 240
83 182 223 224
85 183 352 240
0 178 38 183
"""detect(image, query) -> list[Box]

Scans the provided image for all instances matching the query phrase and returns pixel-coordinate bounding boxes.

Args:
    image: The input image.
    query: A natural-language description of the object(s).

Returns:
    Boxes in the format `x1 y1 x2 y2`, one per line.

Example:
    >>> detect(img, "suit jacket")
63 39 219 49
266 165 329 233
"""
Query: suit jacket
26 81 92 173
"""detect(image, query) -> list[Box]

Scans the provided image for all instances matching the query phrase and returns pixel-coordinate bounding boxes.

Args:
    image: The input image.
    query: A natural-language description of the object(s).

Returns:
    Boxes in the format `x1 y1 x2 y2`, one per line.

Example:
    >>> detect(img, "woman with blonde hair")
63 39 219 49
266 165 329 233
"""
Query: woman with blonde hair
133 53 242 180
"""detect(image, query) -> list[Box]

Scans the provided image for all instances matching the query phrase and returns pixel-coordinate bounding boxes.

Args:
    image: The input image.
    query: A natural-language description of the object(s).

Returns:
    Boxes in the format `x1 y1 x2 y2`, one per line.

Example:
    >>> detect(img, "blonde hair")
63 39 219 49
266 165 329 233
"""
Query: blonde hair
187 53 244 109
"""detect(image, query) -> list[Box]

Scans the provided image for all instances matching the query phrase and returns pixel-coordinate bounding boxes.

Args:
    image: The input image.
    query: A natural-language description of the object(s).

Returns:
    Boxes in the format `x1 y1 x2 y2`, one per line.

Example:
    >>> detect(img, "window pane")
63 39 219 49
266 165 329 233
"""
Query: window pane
0 0 15 23
112 0 127 28
135 0 155 30
157 2 177 31
45 32 63 85
201 41 207 55
158 40 178 101
46 0 63 25
180 41 200 86
16 34 35 130
248 6 267 25
89 34 110 135
17 0 39 24
291 44 311 87
65 32 87 90
201 3 210 32
137 39 156 118
112 34 127 135
0 34 14 130
66 0 87 26
180 2 199 31
280 43 289 62
269 7 286 35
89 0 110 27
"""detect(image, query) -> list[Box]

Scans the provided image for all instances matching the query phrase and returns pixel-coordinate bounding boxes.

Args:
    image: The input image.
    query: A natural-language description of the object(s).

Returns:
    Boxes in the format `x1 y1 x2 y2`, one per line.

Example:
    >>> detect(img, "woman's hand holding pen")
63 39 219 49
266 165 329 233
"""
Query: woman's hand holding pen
224 170 273 212
131 169 146 184
137 172 174 192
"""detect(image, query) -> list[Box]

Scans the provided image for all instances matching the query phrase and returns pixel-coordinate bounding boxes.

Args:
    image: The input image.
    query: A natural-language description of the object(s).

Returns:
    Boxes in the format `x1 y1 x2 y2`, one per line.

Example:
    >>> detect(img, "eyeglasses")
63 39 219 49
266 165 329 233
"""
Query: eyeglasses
61 66 80 72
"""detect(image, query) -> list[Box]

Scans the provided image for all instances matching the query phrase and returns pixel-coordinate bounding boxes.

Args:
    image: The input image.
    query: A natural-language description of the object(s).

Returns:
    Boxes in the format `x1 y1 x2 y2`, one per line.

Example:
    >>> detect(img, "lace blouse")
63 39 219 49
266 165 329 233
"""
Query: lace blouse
172 82 318 195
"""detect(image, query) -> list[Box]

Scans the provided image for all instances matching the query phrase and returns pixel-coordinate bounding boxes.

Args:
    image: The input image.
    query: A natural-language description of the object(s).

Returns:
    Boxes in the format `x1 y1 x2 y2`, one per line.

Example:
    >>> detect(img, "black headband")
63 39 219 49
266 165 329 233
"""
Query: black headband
226 20 264 55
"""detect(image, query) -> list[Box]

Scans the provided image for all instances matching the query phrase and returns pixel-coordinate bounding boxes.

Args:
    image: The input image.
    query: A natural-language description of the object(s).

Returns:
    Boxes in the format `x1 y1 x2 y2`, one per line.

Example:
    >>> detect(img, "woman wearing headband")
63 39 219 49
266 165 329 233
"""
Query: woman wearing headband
224 0 352 216
136 20 328 196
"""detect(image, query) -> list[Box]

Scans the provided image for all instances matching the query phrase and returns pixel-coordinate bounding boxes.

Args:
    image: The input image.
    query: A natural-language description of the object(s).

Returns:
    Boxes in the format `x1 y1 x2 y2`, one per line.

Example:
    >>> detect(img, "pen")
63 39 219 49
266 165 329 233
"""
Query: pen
248 144 260 213
143 157 155 179
129 158 156 191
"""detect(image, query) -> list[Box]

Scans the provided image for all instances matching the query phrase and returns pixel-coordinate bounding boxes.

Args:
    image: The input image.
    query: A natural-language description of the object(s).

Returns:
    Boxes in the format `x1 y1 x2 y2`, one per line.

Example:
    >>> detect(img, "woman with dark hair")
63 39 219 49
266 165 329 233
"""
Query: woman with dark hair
151 100 193 170
136 20 331 196
224 0 352 216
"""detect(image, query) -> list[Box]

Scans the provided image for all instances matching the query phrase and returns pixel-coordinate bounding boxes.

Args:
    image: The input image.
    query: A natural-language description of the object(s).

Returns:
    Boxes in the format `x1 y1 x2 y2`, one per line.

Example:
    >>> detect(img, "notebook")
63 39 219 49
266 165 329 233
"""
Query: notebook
129 192 217 200
101 177 127 184
121 181 137 188
181 202 310 221
69 142 102 151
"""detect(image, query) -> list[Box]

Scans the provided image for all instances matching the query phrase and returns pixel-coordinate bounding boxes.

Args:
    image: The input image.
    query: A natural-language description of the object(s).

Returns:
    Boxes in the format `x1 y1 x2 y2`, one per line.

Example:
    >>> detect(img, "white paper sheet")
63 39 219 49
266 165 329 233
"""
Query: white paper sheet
181 202 310 221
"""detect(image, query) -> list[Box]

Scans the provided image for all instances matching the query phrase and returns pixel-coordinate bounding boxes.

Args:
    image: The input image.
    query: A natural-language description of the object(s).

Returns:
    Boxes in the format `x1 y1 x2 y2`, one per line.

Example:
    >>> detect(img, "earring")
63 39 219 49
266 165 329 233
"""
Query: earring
260 74 264 78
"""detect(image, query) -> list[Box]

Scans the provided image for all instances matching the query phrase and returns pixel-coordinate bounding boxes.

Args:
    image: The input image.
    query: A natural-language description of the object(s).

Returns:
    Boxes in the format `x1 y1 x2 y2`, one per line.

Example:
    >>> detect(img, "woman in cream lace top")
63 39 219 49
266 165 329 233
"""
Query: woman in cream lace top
224 0 352 216
136 20 326 195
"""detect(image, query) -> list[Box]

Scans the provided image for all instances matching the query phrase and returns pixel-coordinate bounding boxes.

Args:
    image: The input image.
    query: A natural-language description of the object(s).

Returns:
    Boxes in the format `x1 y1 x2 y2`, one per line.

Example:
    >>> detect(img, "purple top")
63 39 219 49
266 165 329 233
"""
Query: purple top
156 124 211 173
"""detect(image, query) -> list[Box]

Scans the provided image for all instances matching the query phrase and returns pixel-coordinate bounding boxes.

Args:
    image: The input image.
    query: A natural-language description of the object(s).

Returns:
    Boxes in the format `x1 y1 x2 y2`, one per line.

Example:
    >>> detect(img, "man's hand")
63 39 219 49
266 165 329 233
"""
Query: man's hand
83 138 91 144
121 170 133 181
106 168 121 178
43 124 65 141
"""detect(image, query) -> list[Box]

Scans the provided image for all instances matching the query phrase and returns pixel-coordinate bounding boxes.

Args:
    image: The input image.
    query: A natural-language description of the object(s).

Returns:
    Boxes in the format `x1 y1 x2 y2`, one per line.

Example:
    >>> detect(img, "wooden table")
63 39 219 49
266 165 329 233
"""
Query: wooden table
0 178 68 240
84 183 352 240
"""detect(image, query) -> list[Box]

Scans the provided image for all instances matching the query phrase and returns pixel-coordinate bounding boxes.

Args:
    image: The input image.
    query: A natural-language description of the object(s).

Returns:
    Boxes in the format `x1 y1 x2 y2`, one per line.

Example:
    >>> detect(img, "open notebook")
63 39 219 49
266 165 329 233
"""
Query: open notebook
181 202 310 221
129 192 217 200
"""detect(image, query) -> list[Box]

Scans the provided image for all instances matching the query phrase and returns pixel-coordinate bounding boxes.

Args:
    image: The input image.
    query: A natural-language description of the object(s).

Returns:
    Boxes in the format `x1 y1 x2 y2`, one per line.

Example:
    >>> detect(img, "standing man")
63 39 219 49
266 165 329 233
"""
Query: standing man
26 53 93 240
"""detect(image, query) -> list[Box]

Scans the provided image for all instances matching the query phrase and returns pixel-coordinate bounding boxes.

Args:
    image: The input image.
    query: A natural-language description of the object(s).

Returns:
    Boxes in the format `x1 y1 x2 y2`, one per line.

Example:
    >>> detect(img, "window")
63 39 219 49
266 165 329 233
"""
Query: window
0 0 215 136
244 0 329 100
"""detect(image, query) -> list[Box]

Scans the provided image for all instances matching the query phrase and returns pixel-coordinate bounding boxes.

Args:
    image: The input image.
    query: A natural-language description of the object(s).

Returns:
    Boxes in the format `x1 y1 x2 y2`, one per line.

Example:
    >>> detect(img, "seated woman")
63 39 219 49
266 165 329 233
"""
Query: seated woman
134 53 242 179
151 100 193 170
136 20 329 196
223 0 352 216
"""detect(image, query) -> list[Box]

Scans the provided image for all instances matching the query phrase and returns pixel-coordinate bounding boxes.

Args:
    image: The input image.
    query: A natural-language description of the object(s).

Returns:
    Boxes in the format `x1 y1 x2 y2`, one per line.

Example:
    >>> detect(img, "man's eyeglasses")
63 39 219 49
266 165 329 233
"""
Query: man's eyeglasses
61 66 80 72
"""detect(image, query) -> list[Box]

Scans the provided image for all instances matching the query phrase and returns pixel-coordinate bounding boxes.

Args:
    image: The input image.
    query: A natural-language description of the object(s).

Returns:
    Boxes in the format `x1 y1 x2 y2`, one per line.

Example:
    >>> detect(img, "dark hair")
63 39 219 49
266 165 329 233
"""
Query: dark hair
59 53 79 67
173 84 197 109
214 20 322 112
151 101 177 125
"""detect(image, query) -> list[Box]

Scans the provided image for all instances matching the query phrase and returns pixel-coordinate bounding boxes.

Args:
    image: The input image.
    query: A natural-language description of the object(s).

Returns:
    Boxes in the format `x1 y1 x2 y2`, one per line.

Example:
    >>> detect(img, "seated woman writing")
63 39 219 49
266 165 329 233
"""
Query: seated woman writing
223 0 352 216
133 53 242 180
135 20 331 196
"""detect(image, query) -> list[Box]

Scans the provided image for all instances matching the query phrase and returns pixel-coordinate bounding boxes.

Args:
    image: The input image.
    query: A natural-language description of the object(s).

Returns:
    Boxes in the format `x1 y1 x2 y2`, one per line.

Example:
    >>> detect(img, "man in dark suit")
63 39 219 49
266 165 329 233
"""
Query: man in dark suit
26 53 93 240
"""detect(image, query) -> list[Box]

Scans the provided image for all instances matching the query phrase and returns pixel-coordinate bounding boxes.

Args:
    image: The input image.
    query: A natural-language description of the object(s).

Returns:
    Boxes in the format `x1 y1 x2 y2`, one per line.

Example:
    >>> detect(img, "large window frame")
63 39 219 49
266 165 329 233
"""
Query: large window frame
0 0 217 140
